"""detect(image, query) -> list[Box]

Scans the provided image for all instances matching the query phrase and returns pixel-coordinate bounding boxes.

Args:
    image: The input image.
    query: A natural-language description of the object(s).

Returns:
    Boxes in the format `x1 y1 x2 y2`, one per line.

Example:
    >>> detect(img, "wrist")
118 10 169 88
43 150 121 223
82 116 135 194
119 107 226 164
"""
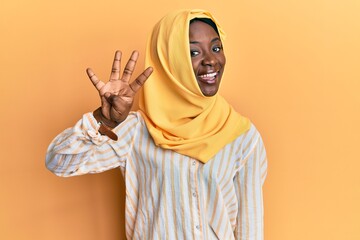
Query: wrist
93 107 118 141
93 107 119 129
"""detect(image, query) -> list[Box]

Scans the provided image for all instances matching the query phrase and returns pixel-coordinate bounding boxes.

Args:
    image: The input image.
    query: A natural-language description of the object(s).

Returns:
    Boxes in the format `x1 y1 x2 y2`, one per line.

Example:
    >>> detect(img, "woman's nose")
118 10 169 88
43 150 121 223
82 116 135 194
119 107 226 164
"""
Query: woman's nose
201 52 216 66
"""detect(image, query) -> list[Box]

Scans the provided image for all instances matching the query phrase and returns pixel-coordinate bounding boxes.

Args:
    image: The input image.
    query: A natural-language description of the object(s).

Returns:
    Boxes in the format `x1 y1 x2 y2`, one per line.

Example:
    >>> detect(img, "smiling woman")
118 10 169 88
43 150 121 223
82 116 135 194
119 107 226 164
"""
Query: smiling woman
189 19 226 96
46 9 267 240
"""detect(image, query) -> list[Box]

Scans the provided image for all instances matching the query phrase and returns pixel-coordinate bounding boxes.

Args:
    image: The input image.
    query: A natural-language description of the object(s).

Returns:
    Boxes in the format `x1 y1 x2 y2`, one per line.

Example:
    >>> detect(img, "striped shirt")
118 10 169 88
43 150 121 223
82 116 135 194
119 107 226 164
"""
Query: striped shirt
46 112 267 240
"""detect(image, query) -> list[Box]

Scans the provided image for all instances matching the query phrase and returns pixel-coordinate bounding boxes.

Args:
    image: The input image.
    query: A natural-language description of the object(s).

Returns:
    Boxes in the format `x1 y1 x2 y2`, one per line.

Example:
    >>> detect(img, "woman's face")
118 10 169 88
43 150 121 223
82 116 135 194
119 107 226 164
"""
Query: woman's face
189 20 226 96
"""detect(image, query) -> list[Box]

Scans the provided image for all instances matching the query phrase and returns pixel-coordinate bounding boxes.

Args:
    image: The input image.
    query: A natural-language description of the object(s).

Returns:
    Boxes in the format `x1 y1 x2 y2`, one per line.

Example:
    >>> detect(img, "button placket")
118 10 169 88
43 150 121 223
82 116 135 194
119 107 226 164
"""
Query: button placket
190 159 202 235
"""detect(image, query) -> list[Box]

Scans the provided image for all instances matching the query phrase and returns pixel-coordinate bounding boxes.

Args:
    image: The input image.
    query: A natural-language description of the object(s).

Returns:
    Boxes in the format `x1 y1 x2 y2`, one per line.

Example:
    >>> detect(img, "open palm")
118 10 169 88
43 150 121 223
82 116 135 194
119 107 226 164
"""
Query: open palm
86 50 153 126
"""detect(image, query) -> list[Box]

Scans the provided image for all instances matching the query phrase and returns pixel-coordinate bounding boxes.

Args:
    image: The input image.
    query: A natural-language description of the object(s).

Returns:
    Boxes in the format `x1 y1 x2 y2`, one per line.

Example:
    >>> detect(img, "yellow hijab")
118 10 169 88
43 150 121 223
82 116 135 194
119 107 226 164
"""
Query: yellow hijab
139 9 250 163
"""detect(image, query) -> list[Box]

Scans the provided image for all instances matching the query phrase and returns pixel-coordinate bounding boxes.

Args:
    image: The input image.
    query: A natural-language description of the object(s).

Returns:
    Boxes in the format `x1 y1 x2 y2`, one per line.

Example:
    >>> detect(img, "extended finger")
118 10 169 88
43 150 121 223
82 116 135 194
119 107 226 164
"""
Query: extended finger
129 67 153 93
86 68 104 90
121 51 139 82
110 50 122 81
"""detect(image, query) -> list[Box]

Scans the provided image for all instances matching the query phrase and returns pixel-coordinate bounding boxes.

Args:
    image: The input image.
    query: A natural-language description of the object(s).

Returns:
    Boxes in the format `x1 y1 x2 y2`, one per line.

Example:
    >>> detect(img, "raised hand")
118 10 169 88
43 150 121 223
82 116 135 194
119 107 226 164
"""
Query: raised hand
87 50 153 128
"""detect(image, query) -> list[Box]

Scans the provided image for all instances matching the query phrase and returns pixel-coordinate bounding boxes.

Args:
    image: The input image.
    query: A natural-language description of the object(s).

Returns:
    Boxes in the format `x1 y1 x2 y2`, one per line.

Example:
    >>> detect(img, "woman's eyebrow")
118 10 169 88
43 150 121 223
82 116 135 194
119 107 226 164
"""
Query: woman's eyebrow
190 37 221 44
211 37 221 42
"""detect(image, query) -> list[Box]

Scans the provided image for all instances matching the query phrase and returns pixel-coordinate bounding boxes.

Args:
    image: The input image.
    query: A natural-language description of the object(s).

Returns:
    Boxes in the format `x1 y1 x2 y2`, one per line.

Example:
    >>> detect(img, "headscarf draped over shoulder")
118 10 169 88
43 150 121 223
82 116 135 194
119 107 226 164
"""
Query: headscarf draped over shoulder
139 9 250 163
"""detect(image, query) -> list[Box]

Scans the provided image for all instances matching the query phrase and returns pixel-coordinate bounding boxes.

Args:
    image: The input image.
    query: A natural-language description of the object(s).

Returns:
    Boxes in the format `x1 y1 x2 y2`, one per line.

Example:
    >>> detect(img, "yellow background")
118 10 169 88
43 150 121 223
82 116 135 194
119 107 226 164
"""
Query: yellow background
1 0 359 239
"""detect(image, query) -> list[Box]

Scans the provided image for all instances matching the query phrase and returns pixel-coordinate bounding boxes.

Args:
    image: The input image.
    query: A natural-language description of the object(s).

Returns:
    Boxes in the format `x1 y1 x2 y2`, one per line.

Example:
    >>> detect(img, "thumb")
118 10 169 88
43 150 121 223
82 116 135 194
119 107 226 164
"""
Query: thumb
104 92 112 99
104 92 121 105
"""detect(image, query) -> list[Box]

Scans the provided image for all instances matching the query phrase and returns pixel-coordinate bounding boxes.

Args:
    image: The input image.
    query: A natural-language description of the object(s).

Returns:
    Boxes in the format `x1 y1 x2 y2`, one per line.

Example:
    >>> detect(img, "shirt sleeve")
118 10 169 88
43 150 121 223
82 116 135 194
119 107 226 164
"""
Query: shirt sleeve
45 112 139 177
233 131 268 240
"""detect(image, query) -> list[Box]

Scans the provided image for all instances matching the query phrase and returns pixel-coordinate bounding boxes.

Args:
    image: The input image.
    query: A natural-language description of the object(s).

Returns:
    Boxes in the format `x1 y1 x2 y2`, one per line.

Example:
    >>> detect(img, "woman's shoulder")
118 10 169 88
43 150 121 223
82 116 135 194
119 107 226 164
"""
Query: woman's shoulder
232 122 265 158
237 122 262 142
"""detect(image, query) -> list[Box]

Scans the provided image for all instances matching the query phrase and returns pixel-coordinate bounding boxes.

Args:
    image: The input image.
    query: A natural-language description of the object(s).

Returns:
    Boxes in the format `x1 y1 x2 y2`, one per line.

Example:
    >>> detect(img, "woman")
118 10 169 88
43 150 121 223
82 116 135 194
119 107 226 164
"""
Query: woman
46 9 267 240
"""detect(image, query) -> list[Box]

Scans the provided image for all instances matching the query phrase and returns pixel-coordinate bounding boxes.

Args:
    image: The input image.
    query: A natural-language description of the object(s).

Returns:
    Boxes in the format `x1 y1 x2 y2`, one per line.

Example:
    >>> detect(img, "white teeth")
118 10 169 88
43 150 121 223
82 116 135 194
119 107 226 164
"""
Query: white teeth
199 72 217 78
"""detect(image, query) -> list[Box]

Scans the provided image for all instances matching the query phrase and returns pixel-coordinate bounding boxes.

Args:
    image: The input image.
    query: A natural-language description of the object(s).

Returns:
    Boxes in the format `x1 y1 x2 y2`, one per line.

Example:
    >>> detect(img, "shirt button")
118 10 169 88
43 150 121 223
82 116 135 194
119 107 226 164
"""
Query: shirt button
196 225 200 230
192 192 197 197
192 161 196 166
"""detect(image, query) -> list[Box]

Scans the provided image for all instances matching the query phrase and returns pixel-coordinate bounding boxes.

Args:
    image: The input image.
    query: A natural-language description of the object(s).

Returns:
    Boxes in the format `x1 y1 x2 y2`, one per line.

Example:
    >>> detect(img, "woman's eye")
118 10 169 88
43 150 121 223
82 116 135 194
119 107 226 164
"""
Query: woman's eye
190 50 199 57
213 46 222 52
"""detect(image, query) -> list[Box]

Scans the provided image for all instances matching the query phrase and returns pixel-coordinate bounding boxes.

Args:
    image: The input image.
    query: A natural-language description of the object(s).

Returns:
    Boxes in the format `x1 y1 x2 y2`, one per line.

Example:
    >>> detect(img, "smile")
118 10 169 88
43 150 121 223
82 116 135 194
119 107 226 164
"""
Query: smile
197 72 218 84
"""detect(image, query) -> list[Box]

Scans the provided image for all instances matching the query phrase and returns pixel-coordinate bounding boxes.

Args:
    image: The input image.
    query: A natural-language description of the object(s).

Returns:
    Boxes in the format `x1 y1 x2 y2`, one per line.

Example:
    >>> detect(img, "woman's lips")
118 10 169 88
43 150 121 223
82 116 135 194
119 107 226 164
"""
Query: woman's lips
197 72 218 84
